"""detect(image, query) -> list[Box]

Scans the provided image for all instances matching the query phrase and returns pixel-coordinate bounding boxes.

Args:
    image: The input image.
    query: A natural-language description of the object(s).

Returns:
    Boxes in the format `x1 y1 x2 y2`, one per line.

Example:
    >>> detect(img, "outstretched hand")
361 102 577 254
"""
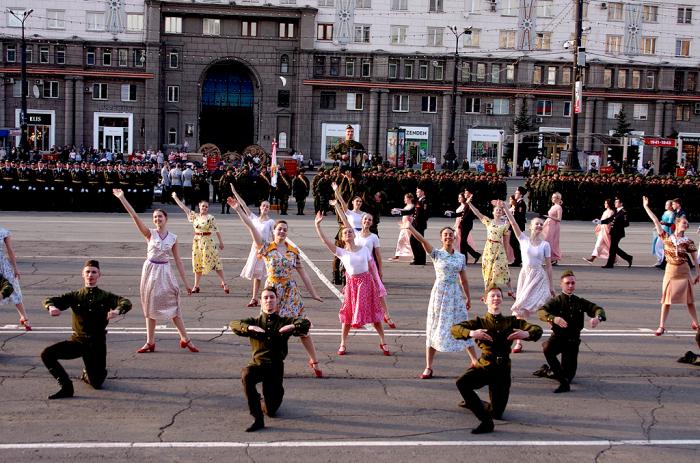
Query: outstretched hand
331 181 338 191
112 188 125 199
171 192 179 199
465 194 473 204
314 211 324 225
642 196 649 207
248 325 265 333
279 324 295 334
507 329 530 341
226 197 238 209
470 329 492 342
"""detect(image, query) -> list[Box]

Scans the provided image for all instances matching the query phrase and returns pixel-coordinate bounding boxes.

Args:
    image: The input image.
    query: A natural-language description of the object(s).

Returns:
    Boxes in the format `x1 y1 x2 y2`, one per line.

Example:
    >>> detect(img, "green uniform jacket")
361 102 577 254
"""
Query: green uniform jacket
452 313 543 368
537 293 606 339
231 313 311 366
44 287 132 340
0 274 13 299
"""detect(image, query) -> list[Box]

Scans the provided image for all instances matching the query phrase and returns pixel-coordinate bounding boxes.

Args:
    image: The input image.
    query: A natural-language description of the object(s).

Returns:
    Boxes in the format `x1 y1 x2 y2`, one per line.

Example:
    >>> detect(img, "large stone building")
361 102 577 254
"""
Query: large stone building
1 0 699 170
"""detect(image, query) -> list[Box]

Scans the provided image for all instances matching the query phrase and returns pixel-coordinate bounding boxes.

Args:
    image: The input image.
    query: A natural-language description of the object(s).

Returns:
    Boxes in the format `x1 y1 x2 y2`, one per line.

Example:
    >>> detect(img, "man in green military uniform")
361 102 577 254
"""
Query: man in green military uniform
231 286 311 432
534 270 606 393
41 260 132 399
327 125 365 167
451 285 543 434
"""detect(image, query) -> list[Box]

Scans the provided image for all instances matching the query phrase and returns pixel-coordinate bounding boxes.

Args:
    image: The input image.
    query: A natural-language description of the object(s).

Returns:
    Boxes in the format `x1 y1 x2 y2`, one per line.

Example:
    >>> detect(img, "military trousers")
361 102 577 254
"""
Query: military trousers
41 336 107 389
241 363 285 419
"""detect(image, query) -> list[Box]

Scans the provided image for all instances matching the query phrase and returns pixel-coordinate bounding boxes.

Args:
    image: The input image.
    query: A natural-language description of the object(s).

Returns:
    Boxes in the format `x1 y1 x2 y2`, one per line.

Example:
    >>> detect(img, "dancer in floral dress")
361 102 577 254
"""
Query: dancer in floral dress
229 197 325 378
402 221 478 379
0 227 30 330
113 189 198 353
172 193 228 294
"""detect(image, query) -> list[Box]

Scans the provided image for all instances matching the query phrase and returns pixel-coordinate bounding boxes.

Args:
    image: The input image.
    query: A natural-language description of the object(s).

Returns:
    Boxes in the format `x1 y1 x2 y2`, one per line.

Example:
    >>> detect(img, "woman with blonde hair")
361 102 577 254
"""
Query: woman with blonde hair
541 192 563 265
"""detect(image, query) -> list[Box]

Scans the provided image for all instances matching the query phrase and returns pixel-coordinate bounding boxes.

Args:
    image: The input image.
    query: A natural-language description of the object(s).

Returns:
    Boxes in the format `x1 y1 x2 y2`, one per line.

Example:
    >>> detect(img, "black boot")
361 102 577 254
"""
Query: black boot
245 416 265 432
47 368 74 400
553 379 570 393
471 419 495 434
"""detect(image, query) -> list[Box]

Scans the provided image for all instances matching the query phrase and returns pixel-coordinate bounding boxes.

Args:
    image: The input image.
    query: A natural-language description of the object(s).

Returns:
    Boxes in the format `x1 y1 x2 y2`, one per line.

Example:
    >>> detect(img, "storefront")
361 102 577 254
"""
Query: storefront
398 126 430 164
93 112 134 155
538 126 569 164
14 109 55 151
678 133 700 169
467 128 503 168
320 123 361 163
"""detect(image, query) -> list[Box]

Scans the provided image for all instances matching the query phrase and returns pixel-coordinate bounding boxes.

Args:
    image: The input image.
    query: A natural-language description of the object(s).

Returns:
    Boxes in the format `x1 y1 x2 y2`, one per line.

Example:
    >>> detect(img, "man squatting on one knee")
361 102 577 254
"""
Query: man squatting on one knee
230 286 310 432
533 269 606 393
451 285 543 434
41 260 132 399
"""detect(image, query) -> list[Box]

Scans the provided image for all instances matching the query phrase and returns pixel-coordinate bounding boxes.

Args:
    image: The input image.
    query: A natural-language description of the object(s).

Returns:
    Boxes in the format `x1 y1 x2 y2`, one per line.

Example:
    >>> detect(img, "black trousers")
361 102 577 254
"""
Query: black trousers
605 233 632 267
241 363 285 419
278 195 289 215
41 337 107 389
295 196 306 214
459 225 481 261
456 365 511 421
543 335 581 383
410 226 427 264
510 230 522 265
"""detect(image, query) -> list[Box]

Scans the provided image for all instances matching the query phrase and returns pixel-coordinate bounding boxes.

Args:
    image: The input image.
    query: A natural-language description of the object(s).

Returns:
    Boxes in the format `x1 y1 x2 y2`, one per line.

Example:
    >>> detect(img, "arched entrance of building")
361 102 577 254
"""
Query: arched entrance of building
200 61 256 153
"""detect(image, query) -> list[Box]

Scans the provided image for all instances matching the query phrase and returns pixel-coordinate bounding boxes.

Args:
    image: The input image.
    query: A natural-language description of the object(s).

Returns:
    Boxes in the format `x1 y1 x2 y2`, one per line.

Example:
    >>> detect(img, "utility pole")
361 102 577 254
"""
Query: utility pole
566 0 583 171
9 9 33 157
444 26 471 171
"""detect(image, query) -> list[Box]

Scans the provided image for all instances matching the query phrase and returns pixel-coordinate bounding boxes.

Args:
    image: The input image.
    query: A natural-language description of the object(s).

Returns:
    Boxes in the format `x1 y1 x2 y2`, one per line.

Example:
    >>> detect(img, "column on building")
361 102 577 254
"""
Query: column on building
513 95 525 169
652 100 666 169
378 90 388 158
583 97 596 152
74 77 84 148
440 91 451 162
64 77 74 146
368 89 380 156
0 74 5 129
596 98 607 164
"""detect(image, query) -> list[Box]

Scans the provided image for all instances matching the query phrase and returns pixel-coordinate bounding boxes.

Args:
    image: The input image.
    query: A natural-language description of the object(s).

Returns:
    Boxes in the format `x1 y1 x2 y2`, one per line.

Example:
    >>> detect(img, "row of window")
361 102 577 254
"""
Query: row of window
6 9 144 32
164 17 297 39
11 80 139 102
4 44 66 65
313 56 372 78
3 44 147 68
605 35 693 57
604 3 693 24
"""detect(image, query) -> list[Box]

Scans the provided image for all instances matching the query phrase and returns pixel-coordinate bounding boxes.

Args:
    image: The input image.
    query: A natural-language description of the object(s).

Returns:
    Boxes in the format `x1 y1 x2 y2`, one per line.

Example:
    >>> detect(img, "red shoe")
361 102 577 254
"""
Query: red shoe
692 321 699 331
137 342 155 353
180 339 199 352
384 315 397 329
191 286 200 294
511 341 523 353
337 345 347 356
379 343 391 356
19 317 32 331
419 368 433 379
221 282 230 294
308 361 323 378
246 298 259 308
654 327 665 336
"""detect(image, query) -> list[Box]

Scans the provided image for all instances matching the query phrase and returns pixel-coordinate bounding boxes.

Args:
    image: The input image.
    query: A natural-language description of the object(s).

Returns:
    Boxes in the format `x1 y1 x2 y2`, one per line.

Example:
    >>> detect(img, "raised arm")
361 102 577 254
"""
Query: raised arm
113 188 150 239
230 184 252 217
228 198 263 246
402 221 433 254
331 181 350 213
332 200 352 229
171 192 191 216
501 200 523 237
314 212 338 254
642 196 664 237
465 194 487 222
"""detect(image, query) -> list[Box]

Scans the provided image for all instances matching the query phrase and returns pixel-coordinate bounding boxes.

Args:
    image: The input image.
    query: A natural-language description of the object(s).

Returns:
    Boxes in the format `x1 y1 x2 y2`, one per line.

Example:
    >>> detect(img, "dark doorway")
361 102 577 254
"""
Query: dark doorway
200 62 255 153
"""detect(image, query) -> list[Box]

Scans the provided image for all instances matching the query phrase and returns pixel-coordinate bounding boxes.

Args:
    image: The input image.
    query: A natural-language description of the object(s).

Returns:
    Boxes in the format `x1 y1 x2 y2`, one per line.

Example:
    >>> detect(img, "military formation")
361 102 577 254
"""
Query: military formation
526 172 700 221
0 159 158 212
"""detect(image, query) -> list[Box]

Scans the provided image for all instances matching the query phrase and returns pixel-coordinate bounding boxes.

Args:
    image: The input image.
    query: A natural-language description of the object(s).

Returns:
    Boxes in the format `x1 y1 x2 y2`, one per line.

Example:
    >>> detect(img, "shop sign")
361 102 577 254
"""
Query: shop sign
643 137 676 147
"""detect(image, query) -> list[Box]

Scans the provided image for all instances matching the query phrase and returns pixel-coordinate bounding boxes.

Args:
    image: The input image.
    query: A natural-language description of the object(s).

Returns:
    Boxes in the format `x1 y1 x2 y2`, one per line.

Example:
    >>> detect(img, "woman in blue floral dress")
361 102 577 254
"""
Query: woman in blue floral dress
228 197 325 378
403 222 478 379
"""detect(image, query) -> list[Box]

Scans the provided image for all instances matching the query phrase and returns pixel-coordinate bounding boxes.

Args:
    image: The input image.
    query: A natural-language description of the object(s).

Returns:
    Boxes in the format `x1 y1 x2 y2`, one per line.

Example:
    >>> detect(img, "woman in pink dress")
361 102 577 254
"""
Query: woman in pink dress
389 193 415 261
542 192 563 264
584 199 615 264
314 212 389 356
113 189 198 353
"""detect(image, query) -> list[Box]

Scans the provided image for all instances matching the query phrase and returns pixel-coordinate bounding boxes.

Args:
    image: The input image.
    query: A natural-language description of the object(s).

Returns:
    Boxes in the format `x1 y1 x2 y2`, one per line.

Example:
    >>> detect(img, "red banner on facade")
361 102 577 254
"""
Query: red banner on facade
643 137 676 147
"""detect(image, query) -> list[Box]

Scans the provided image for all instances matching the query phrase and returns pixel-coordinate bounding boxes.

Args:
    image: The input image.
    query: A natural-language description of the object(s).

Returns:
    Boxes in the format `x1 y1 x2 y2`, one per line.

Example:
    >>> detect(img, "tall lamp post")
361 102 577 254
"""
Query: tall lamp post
565 0 583 171
444 26 471 170
8 8 33 158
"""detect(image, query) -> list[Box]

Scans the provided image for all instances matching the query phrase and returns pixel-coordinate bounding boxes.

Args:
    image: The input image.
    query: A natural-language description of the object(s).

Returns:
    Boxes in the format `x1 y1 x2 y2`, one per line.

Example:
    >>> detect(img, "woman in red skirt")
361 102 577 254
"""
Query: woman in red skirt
314 212 389 356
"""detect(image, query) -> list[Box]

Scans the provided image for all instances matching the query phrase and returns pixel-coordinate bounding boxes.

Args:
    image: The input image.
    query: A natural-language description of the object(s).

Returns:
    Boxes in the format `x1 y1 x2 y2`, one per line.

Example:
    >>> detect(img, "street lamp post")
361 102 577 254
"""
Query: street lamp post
565 0 583 171
8 8 33 158
444 26 471 170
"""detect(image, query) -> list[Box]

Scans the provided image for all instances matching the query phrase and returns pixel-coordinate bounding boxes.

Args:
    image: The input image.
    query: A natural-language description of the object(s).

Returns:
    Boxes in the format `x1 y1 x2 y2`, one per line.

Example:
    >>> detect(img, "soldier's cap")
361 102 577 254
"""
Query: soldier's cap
517 186 528 195
345 124 354 130
83 259 100 269
560 269 575 279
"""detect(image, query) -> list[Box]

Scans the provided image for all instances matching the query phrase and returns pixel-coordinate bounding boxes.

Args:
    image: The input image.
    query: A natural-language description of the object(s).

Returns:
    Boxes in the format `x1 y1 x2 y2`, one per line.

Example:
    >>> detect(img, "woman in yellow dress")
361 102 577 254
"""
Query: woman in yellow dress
465 194 514 298
172 192 229 293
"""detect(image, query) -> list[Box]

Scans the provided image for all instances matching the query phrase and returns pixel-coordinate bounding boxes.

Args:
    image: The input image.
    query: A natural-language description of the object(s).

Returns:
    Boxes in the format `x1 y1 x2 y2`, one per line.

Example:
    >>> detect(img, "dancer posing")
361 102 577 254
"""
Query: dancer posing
113 189 198 353
0 227 31 330
583 199 615 264
172 192 228 294
642 196 699 335
402 221 478 379
502 200 554 353
390 193 415 261
541 192 563 265
315 212 390 356
229 197 324 378
452 285 543 434
231 186 275 307
447 192 481 264
41 260 132 399
652 200 675 268
597 197 633 269
231 287 311 432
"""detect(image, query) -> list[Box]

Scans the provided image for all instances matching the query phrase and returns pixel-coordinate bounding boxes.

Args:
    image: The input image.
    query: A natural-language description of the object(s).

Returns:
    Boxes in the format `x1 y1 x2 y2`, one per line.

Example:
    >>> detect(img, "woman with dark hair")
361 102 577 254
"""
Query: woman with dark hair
447 192 481 264
401 221 478 379
584 199 616 264
642 196 699 336
229 197 325 378
389 193 415 261
172 192 228 294
113 189 198 353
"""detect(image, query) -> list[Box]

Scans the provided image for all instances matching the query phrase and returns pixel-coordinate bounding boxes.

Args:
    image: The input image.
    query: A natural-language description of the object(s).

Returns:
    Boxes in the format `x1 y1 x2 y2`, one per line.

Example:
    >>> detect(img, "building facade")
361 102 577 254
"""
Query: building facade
1 0 699 169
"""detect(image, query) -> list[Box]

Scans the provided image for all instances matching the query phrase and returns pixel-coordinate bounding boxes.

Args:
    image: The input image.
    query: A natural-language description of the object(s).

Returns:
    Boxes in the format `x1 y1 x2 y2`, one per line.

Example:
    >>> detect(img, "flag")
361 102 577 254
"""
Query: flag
270 139 278 188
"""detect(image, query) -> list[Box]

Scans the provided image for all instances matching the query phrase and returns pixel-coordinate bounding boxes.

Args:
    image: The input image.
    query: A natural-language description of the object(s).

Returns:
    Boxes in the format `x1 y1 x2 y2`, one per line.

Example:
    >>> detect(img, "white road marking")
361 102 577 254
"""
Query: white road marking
0 439 699 450
286 238 344 301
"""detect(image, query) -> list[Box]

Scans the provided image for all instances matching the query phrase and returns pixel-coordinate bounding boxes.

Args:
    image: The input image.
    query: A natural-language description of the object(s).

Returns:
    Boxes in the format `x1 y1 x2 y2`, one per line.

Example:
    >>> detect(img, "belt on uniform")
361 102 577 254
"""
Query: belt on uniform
148 259 169 264
194 232 211 236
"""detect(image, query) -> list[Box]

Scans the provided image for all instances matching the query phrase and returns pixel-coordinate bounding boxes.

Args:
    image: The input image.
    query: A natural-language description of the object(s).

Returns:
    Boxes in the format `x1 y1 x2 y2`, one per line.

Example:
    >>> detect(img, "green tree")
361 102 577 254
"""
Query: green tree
612 108 633 137
513 105 534 134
